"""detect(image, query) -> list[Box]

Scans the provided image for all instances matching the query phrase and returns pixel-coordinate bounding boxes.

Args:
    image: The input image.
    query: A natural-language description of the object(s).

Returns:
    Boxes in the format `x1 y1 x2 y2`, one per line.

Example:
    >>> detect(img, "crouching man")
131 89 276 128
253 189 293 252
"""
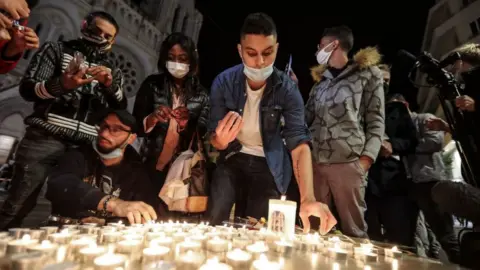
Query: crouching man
46 110 161 224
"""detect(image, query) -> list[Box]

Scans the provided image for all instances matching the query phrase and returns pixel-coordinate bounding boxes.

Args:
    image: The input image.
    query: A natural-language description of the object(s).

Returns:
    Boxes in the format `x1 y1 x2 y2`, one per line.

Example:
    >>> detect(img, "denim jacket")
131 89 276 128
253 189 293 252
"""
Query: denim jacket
208 64 311 193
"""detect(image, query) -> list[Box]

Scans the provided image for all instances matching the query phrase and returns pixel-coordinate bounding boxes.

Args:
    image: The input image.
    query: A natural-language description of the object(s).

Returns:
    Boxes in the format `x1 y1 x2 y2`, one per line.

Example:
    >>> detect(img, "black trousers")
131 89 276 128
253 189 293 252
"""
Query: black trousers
0 128 71 229
411 181 460 264
365 190 418 247
207 153 280 225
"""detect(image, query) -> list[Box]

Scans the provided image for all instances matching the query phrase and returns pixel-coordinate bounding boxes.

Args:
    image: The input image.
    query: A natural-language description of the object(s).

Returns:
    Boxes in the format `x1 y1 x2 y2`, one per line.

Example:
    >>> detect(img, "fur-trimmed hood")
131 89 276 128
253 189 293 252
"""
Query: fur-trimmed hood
310 47 382 82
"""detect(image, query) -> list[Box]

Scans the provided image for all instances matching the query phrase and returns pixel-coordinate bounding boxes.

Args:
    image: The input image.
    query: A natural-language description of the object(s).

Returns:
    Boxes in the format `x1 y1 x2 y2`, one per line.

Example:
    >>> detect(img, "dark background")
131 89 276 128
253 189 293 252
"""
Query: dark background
195 0 436 111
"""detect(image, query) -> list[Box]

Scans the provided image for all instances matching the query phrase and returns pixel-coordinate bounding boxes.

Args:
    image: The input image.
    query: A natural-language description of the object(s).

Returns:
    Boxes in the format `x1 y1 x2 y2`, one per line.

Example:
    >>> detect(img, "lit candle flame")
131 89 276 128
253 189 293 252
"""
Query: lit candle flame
21 234 31 242
281 195 286 201
391 246 398 252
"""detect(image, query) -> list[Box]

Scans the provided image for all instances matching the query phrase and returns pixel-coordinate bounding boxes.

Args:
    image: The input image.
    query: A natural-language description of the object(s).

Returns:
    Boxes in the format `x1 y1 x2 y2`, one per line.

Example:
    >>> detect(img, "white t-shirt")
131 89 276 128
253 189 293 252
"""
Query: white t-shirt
237 82 265 157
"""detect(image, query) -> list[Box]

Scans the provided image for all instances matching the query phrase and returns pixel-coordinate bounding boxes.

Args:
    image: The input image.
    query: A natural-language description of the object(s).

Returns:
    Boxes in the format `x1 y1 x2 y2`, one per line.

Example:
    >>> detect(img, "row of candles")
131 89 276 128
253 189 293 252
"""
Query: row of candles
0 221 403 270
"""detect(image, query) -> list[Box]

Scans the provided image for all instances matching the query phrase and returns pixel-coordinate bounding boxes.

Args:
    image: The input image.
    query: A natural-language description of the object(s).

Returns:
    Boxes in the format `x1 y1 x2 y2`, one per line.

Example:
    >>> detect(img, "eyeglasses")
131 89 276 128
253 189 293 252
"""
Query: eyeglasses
97 123 131 136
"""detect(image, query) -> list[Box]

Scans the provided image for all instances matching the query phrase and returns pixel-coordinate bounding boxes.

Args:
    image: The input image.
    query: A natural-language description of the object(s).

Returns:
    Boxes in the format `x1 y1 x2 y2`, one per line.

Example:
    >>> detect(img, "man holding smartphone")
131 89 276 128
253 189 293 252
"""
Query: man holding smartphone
0 11 127 229
207 13 336 234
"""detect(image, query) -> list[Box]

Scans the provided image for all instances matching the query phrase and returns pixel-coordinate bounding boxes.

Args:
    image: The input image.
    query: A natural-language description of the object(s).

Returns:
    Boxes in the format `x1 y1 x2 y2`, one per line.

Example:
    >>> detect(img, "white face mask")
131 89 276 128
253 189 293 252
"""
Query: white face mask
92 134 131 160
243 63 274 82
166 61 189 79
316 42 335 65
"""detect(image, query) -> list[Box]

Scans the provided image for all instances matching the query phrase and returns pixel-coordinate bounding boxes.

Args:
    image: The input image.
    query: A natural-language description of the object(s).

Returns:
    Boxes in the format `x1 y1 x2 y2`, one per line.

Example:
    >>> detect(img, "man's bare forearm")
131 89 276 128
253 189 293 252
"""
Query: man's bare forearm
291 143 316 203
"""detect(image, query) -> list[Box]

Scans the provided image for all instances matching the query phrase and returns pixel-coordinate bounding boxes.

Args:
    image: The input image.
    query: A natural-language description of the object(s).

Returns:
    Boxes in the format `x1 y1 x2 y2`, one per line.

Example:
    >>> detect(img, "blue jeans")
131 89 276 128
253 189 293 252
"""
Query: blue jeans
0 128 71 229
207 153 280 225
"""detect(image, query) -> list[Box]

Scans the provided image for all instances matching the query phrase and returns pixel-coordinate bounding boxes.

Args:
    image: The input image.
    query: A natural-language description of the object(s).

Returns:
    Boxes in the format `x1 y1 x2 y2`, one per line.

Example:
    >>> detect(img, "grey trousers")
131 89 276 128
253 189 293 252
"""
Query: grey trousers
313 160 368 238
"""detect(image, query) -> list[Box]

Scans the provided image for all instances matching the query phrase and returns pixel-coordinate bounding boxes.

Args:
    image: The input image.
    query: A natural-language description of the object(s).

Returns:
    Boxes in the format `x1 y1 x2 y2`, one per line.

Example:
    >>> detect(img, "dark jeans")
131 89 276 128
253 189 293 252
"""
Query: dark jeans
365 191 418 247
207 153 280 225
0 128 69 229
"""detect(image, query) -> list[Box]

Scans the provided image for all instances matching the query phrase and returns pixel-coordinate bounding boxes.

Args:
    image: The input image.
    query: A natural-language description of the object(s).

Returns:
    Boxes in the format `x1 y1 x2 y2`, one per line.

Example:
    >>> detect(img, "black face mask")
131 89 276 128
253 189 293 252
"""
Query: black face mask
80 23 112 54
383 83 390 96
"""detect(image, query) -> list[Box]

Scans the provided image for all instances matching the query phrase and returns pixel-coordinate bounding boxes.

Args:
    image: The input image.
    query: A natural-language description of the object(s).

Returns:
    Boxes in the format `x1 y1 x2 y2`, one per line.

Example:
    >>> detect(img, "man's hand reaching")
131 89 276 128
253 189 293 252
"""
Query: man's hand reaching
106 198 157 224
299 200 337 235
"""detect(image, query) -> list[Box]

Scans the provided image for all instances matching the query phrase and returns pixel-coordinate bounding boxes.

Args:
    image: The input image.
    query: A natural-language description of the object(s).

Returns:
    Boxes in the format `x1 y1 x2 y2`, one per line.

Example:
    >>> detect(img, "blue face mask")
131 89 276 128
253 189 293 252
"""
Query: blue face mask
92 134 131 160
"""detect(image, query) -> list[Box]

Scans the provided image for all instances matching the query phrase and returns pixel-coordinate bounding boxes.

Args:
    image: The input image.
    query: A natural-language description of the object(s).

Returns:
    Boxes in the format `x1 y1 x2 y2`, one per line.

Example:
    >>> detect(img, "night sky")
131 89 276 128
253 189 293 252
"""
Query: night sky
195 0 436 111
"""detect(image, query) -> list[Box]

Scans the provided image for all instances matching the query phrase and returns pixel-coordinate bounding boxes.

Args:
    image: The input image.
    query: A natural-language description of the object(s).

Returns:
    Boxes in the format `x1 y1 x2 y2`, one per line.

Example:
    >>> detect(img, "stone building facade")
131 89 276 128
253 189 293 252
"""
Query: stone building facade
0 0 203 151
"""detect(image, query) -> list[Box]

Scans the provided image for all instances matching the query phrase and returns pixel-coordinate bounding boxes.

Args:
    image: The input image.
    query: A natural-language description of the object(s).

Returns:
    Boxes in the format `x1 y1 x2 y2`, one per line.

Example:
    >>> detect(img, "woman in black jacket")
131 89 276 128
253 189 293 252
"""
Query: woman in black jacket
133 33 209 196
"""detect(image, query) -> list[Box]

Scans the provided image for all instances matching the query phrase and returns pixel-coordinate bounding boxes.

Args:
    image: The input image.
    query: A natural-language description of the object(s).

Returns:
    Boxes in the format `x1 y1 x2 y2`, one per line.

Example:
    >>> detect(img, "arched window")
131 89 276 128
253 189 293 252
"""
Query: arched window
23 23 43 59
171 7 180 32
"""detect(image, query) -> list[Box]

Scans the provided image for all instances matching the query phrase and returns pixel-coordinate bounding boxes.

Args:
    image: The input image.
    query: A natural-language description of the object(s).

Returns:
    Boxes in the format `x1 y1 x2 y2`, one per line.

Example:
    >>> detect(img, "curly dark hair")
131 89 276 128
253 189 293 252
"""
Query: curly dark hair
157 32 200 101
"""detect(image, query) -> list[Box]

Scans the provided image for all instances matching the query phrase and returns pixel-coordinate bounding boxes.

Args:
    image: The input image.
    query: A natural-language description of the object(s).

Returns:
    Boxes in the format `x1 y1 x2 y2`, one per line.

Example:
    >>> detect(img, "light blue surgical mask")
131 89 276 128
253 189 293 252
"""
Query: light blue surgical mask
243 63 274 82
92 134 131 160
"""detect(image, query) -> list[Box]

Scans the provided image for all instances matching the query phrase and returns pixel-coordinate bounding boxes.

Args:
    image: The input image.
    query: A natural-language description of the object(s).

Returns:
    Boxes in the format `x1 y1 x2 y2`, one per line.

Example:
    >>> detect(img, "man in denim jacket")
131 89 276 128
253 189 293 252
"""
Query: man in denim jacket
206 13 336 234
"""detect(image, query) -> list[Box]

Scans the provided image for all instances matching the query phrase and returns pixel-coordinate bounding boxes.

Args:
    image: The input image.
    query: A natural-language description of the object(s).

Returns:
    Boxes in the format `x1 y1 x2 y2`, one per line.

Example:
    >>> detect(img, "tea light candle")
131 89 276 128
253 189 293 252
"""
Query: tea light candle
27 240 58 257
8 228 30 239
226 248 252 269
176 250 205 270
267 195 297 237
102 231 122 244
206 237 229 253
40 226 59 236
93 252 127 270
28 230 45 240
199 257 232 270
205 230 221 239
108 221 125 229
274 238 293 255
328 243 348 260
0 231 9 238
385 246 403 259
68 237 95 261
42 262 81 270
232 236 251 250
79 225 100 235
116 239 143 261
79 243 107 265
147 231 166 241
142 244 170 265
354 245 377 262
222 227 235 240
246 242 268 259
0 236 13 256
48 230 72 245
150 236 174 249
295 233 323 252
177 238 202 253
173 230 188 242
7 234 38 254
10 251 45 270
190 234 208 247
251 254 281 270
62 224 78 230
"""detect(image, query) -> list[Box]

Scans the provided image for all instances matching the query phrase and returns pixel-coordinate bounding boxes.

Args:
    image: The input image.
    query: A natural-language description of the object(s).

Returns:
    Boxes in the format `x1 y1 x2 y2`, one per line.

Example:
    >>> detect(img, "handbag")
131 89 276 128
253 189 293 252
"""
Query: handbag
159 131 208 213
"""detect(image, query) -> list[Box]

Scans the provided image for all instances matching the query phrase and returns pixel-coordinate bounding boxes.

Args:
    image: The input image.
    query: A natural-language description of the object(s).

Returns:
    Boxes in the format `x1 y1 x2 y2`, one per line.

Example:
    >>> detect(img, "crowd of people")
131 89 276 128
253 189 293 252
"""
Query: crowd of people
1 0 480 267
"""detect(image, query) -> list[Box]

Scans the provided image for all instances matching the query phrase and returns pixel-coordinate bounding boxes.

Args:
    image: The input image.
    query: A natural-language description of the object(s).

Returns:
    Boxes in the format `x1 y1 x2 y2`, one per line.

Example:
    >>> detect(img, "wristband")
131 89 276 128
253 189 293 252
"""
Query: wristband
102 195 115 216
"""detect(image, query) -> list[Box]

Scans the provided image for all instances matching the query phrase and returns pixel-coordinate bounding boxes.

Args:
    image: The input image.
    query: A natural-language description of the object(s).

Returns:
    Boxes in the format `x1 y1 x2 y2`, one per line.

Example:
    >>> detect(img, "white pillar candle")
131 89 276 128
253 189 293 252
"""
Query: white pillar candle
267 195 297 238
251 254 281 270
142 245 170 265
7 234 38 254
198 257 232 270
206 237 229 253
226 248 252 268
175 250 205 270
93 252 127 270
